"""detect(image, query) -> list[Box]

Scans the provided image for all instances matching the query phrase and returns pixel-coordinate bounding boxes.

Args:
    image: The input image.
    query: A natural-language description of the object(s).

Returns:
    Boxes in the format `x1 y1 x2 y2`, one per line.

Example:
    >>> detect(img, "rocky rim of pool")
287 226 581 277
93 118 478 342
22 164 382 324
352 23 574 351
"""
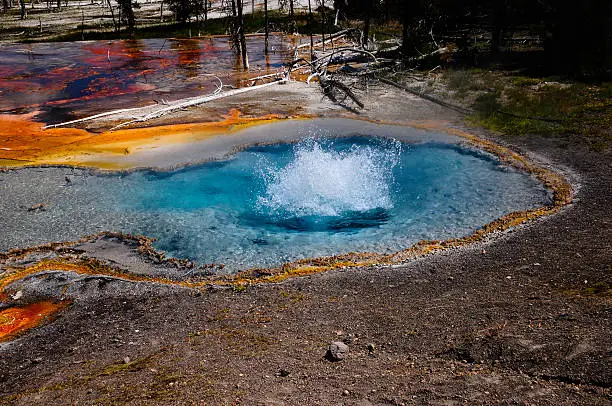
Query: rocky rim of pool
0 117 573 286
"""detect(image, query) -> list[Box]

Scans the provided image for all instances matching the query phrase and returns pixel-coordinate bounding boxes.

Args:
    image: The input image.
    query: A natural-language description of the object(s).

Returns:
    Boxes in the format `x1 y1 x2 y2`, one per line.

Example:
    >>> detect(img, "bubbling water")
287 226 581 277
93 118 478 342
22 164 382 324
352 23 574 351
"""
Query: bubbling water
0 127 553 272
257 138 402 218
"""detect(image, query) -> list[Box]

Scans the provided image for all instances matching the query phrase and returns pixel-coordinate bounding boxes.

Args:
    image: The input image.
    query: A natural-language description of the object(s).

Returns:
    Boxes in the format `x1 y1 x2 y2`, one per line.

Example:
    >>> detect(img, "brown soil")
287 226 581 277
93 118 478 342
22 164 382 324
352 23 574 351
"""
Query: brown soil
0 81 610 405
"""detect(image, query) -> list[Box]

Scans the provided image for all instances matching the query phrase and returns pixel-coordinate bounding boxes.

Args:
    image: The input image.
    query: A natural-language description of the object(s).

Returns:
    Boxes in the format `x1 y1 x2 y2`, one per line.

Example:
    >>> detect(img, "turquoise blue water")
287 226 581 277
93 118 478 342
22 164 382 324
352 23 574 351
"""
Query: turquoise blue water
102 136 551 270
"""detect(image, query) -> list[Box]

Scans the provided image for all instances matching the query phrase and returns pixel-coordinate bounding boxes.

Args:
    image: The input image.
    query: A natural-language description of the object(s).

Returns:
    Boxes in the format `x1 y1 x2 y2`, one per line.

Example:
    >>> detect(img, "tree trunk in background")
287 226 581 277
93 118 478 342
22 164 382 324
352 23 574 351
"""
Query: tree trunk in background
3 0 9 12
118 0 135 32
18 0 25 19
264 0 269 52
320 0 325 51
401 2 413 63
237 0 249 69
204 0 207 22
308 0 314 60
289 0 295 33
363 0 372 47
56 0 60 11
230 0 241 53
490 1 507 56
108 0 118 32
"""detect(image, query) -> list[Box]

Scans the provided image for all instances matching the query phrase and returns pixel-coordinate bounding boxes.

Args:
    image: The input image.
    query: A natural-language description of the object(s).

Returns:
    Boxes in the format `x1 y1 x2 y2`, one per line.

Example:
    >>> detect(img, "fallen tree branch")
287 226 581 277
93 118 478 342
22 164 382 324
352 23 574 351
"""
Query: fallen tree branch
43 106 148 129
110 78 288 130
288 58 316 73
45 74 225 130
320 78 364 109
295 28 359 50
314 47 378 70
247 70 288 85
313 48 378 81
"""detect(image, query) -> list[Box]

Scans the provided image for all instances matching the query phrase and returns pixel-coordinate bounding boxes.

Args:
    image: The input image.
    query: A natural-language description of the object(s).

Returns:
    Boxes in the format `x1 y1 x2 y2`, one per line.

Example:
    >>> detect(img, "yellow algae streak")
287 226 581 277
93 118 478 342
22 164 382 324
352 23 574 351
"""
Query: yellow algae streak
0 300 70 342
0 109 286 169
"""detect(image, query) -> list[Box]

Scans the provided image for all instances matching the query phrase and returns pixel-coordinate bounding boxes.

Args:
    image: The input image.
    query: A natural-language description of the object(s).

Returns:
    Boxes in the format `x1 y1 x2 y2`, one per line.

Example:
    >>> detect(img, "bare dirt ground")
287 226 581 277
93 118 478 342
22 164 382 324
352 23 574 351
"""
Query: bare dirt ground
0 78 610 405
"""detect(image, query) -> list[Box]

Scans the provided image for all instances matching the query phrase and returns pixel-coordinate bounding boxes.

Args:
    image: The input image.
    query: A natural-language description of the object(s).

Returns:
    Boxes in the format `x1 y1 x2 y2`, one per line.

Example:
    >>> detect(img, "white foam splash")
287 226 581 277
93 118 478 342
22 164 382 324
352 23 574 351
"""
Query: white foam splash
258 138 401 217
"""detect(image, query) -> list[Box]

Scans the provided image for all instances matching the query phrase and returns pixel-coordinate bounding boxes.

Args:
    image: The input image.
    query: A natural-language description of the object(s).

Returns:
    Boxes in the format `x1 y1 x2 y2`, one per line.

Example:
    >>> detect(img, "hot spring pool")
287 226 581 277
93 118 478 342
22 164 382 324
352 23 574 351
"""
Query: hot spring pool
0 121 552 271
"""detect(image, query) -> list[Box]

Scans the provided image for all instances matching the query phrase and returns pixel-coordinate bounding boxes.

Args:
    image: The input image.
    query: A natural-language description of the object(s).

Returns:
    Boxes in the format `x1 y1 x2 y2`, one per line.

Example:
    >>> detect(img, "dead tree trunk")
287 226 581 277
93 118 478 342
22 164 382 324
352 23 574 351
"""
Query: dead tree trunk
118 0 135 33
401 0 422 63
308 0 314 60
363 0 373 47
108 0 118 32
320 0 326 51
401 3 412 63
236 0 249 69
289 0 295 33
264 0 269 52
490 2 507 56
230 0 241 52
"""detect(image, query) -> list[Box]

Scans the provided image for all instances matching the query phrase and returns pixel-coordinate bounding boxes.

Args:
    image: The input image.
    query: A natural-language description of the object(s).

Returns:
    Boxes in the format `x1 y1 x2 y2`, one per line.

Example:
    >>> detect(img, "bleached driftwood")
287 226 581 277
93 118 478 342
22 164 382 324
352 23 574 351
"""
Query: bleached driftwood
295 28 359 50
45 74 225 130
109 78 288 130
43 106 148 129
246 70 288 85
315 47 378 68
43 75 286 131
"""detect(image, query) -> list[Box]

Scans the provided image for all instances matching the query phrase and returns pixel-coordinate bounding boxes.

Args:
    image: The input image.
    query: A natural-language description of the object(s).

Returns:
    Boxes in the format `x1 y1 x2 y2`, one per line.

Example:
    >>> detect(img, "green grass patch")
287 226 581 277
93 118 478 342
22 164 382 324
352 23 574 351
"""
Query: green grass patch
99 358 148 376
461 72 612 149
511 76 541 87
562 281 612 298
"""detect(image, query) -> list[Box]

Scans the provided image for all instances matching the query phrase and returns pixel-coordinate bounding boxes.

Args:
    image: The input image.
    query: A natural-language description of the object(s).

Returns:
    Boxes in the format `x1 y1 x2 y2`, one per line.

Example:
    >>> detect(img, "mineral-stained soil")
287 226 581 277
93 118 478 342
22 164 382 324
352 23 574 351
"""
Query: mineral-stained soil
0 82 610 405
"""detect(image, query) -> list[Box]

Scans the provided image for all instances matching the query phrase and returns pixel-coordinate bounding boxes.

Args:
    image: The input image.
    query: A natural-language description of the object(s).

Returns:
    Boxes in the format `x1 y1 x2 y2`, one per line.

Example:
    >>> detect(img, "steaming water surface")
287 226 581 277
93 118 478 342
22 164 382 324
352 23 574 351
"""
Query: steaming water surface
0 131 552 272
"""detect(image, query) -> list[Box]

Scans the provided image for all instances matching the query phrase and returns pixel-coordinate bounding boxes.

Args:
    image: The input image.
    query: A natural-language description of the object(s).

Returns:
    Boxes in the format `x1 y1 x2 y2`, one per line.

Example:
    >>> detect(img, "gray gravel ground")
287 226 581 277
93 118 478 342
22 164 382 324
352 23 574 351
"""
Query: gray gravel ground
0 82 610 405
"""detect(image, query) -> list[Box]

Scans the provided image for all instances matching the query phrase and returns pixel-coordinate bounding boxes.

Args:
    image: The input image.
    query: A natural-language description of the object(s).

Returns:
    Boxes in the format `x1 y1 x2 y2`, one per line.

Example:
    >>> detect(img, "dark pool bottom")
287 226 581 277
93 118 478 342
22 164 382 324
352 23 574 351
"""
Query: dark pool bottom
0 126 552 272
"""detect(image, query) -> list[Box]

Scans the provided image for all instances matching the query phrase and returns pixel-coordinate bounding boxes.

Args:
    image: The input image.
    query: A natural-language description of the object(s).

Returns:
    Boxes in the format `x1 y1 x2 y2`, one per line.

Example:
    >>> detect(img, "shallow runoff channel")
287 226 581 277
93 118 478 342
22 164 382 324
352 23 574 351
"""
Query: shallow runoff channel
0 119 553 272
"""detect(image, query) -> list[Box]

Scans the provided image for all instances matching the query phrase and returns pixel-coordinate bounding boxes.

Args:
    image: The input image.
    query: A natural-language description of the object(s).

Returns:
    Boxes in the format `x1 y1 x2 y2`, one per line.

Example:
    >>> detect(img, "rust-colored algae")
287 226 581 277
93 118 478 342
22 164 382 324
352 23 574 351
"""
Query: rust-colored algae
0 109 288 169
0 118 575 345
0 300 70 342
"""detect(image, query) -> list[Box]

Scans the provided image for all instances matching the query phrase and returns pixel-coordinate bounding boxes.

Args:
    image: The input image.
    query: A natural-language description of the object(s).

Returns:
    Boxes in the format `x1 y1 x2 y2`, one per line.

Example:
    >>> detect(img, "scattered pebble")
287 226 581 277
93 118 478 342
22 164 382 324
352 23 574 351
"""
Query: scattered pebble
325 341 349 361
10 290 23 300
27 203 47 212
343 333 356 344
